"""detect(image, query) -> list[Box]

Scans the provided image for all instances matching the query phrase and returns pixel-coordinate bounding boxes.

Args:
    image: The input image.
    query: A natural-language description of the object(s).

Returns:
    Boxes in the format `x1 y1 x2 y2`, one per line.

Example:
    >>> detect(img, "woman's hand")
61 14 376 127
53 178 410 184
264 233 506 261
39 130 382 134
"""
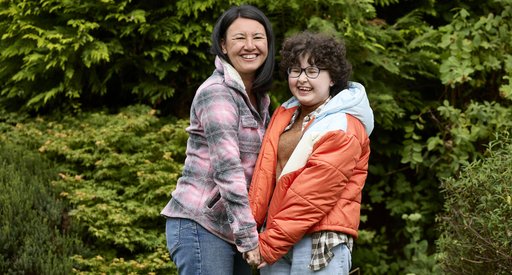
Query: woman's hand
242 247 261 267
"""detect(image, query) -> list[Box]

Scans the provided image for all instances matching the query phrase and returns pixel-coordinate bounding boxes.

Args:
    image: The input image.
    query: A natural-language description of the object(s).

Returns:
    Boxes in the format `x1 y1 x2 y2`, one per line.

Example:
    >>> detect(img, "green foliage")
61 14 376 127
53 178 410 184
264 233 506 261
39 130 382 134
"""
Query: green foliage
439 7 512 91
399 213 442 274
357 1 512 272
437 132 512 274
0 0 234 113
411 3 512 102
0 141 82 274
2 105 187 273
404 100 512 178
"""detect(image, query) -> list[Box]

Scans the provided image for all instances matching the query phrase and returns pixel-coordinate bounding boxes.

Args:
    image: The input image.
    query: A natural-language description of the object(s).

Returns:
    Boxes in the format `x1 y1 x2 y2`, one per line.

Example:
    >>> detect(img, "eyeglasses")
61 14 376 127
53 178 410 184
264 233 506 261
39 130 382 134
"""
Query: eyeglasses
287 66 323 79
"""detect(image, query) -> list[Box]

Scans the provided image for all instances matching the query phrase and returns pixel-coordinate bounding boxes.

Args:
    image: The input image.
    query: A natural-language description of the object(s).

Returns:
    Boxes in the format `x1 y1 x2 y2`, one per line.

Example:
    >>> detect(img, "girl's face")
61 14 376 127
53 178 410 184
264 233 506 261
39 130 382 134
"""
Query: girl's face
288 55 332 110
221 18 268 81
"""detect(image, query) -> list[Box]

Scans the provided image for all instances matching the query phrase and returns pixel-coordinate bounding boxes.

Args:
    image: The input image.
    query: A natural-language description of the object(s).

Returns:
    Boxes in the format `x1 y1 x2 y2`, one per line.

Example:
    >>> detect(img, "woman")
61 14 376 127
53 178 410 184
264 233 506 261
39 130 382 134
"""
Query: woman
160 5 275 275
248 31 374 274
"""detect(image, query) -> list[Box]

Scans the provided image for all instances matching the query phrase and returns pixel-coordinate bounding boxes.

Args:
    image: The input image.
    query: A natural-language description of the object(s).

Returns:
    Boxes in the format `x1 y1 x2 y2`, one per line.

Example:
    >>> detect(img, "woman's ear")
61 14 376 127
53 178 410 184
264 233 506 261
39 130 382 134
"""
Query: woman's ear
221 39 227 54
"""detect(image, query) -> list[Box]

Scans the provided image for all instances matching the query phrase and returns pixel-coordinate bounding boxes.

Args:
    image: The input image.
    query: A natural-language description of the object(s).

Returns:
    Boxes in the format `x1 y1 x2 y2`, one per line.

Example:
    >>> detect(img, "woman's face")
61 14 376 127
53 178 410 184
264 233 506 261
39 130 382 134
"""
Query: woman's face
288 55 332 110
221 18 268 80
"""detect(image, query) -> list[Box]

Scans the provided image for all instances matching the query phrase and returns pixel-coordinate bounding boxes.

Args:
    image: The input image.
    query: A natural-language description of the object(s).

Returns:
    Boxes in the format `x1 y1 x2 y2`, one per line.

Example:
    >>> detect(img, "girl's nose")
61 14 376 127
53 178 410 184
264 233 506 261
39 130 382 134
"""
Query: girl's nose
297 71 308 82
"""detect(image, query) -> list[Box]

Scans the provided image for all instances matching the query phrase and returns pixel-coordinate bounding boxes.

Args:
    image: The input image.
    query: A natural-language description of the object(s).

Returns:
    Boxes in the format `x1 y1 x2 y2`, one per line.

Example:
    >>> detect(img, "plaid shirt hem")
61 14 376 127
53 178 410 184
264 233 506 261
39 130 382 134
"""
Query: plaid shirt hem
309 231 353 271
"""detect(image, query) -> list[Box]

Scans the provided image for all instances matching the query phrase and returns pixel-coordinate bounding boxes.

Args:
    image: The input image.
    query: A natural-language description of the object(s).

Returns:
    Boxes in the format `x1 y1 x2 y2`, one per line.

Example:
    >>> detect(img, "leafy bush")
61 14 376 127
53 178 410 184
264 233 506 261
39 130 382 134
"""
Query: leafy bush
0 0 227 114
1 105 187 273
0 142 82 274
437 132 512 274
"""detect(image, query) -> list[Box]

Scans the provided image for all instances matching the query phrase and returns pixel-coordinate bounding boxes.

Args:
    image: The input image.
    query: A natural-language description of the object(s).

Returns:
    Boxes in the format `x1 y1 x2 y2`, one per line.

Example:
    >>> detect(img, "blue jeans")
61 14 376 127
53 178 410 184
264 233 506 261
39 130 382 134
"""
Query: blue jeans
165 218 252 275
260 235 352 275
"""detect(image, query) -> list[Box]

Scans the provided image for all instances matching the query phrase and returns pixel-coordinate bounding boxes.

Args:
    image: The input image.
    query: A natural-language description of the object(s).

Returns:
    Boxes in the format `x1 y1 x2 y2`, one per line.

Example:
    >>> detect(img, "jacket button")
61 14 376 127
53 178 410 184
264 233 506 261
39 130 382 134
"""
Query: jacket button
235 239 242 246
228 215 234 223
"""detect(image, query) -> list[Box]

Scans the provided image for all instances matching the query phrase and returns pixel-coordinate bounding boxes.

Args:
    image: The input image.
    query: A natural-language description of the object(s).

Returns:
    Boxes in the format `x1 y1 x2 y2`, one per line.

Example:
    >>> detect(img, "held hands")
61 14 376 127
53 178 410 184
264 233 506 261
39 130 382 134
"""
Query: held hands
242 247 260 267
242 247 268 269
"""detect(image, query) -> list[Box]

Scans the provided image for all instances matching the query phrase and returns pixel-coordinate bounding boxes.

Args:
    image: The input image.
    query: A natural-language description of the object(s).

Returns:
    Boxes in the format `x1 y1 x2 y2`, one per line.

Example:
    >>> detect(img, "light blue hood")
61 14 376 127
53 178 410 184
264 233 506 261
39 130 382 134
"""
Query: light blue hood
282 81 374 135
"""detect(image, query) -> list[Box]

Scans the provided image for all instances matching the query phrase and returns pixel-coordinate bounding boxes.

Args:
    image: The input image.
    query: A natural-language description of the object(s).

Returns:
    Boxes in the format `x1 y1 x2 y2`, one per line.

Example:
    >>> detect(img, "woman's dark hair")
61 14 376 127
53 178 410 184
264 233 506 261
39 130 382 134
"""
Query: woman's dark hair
211 5 275 95
279 31 352 96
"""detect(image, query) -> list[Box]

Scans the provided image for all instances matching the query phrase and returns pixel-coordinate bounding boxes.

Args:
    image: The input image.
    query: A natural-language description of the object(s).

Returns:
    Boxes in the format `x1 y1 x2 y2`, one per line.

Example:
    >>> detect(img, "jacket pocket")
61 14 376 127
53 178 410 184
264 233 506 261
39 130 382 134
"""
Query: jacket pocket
239 115 261 154
241 115 258 128
207 192 221 208
204 191 228 226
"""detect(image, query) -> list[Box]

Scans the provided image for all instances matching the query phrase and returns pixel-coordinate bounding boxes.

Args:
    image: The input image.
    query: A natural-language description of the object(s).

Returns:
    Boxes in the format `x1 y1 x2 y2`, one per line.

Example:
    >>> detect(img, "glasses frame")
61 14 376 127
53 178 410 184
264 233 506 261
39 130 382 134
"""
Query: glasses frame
287 66 323 79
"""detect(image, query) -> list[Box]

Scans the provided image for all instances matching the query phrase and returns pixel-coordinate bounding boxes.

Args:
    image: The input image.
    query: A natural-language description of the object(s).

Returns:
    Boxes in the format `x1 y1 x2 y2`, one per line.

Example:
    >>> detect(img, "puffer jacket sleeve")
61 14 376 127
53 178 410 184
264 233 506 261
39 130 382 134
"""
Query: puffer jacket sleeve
259 130 363 264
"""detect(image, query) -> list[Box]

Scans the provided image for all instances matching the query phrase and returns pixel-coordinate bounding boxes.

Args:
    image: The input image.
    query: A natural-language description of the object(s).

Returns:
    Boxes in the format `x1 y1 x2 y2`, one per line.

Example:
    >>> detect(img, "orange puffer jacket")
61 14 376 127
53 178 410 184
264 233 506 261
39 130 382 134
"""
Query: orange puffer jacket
248 82 373 264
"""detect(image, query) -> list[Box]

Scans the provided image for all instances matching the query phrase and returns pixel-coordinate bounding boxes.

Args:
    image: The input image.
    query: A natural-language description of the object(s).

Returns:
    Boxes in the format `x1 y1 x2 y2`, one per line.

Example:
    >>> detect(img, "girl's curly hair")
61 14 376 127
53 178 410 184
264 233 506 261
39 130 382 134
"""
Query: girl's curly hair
279 31 352 96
